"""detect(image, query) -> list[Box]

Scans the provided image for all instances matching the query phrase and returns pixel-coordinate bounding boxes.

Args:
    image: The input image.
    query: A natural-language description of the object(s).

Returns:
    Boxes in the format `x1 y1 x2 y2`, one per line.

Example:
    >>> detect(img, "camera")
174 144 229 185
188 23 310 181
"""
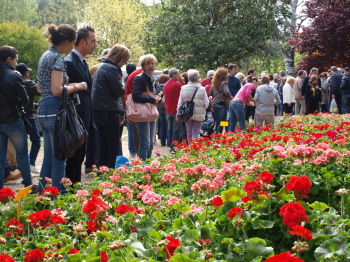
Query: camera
73 93 81 105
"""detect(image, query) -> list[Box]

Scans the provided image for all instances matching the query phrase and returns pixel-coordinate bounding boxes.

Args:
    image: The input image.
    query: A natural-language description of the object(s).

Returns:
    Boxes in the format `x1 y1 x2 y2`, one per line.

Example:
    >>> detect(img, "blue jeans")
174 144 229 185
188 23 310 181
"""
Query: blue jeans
213 103 227 133
0 118 32 189
37 97 65 192
186 120 202 141
228 100 246 132
135 121 156 161
158 108 168 146
28 117 41 166
341 93 350 114
166 114 181 148
126 120 136 156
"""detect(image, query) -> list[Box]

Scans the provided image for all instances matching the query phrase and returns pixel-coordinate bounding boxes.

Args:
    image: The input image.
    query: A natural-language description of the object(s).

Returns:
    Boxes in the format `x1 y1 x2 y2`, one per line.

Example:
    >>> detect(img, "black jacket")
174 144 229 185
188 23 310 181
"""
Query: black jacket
0 63 28 124
65 51 93 129
301 75 321 97
330 72 343 95
132 72 156 104
91 58 125 112
340 74 350 94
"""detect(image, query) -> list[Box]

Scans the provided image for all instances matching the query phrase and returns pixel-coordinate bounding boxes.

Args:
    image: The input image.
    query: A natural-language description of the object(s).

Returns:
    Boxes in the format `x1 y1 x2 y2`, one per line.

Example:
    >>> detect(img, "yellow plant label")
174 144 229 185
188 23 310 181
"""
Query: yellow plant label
220 121 229 127
14 185 33 201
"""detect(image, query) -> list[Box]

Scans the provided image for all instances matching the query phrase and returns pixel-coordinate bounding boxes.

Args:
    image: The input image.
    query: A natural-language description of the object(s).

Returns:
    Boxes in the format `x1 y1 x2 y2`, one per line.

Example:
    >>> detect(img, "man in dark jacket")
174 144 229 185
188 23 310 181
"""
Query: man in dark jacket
16 63 41 174
64 27 97 184
329 66 344 114
340 67 350 114
0 45 33 189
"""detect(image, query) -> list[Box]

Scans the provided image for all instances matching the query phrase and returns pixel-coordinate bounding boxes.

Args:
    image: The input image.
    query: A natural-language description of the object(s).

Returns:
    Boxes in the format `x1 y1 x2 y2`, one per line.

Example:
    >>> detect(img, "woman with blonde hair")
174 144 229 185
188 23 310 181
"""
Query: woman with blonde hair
92 44 130 168
36 24 88 192
283 76 295 114
132 54 162 161
209 67 232 133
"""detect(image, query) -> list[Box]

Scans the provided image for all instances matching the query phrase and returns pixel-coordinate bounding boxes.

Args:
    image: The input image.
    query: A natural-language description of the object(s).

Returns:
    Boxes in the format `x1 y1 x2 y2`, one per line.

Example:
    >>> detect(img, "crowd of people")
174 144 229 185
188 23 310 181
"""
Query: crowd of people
1 23 350 192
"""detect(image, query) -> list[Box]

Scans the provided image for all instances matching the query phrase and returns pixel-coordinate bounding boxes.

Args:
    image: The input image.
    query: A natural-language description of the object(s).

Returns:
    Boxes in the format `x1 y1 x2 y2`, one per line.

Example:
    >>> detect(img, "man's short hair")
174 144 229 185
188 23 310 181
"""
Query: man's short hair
228 63 237 70
75 26 95 46
279 70 286 77
297 70 304 76
126 63 136 75
0 45 18 62
330 66 338 72
169 68 179 78
310 67 318 74
187 69 200 82
344 67 350 72
162 69 169 74
247 69 255 75
261 76 269 84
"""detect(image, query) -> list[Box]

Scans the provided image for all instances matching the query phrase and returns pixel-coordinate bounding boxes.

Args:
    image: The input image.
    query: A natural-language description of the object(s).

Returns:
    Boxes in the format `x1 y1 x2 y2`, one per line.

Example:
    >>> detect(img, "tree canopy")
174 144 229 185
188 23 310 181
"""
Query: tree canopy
0 21 48 78
143 0 287 72
292 0 350 71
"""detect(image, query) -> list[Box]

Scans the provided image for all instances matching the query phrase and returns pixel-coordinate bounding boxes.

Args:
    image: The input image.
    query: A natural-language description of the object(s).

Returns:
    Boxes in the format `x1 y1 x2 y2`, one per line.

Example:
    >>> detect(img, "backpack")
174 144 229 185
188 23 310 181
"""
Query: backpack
178 86 199 122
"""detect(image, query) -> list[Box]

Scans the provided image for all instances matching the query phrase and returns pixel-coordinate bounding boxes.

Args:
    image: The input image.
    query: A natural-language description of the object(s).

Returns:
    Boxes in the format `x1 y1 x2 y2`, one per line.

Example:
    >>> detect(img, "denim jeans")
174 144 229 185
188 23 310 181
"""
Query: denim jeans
0 118 32 189
166 114 182 148
213 103 227 133
341 93 350 114
93 111 121 168
158 108 168 146
28 117 41 166
126 121 136 156
37 97 65 192
228 100 246 132
185 120 202 141
135 121 156 161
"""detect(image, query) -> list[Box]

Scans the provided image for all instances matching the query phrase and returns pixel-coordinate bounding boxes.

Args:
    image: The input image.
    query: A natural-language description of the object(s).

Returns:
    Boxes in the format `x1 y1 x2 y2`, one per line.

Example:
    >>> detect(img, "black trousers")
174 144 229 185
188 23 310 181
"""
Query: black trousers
93 111 121 169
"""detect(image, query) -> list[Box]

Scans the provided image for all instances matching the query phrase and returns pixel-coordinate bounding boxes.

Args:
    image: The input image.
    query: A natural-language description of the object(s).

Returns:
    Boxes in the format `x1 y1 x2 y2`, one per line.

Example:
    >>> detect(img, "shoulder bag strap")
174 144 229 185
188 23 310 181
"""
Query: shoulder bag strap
62 86 68 109
190 86 199 102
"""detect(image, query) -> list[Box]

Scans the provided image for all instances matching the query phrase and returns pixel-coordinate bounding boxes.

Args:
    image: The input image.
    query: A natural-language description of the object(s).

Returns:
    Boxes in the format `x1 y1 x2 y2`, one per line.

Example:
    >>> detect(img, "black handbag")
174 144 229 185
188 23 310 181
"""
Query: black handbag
54 86 88 160
178 86 199 123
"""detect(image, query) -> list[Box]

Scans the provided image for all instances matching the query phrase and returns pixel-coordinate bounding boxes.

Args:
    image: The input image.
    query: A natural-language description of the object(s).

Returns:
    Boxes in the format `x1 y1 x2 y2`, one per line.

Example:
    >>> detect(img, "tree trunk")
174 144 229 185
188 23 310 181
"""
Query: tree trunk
282 45 295 76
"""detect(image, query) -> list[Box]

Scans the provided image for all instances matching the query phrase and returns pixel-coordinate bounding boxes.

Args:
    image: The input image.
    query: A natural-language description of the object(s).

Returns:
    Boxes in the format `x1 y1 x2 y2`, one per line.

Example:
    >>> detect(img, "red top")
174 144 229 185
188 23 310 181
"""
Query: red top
125 68 143 101
201 77 211 87
164 79 184 114
205 84 211 97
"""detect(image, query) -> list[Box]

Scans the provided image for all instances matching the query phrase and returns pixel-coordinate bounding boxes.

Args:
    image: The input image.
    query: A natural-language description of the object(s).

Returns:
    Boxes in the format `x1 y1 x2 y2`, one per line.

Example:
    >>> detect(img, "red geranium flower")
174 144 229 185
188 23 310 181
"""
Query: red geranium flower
227 207 244 219
42 187 59 197
243 180 262 195
100 251 108 262
285 176 312 199
83 196 111 220
28 210 52 229
163 236 180 259
265 251 304 261
24 249 45 262
50 214 67 224
211 196 224 206
289 225 313 241
258 171 274 184
6 218 24 234
0 187 15 204
67 248 79 254
91 189 101 196
0 253 15 262
279 202 309 229
114 204 141 215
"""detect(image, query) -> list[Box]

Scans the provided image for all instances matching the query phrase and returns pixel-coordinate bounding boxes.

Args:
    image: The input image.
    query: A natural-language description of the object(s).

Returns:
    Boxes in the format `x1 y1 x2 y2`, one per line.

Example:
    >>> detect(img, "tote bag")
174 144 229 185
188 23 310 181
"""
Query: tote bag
126 85 159 122
54 86 88 160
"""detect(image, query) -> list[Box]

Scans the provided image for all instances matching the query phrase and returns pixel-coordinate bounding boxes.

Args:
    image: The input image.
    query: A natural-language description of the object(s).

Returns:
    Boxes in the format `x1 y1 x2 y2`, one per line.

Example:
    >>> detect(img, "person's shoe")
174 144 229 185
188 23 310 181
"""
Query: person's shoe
30 165 40 174
3 170 21 182
30 185 38 194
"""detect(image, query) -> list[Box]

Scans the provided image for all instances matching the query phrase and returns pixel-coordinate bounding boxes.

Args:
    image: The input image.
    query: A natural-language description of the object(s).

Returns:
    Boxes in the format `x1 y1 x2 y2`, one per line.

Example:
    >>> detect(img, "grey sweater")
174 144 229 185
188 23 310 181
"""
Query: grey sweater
254 84 280 115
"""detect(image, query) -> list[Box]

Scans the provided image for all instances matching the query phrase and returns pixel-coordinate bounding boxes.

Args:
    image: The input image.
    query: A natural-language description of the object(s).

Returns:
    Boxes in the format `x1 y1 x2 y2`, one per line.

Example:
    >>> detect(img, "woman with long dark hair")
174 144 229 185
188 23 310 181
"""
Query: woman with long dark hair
305 75 322 114
37 24 87 192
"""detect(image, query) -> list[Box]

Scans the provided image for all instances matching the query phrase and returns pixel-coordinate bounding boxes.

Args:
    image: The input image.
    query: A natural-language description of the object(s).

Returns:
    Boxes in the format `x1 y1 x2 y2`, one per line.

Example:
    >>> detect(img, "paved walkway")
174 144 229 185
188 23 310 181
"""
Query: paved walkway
5 131 171 191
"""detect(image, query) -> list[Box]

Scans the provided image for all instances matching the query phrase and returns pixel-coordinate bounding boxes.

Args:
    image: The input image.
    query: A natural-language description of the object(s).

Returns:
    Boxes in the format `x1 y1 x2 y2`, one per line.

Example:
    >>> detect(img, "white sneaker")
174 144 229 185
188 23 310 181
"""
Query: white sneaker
30 165 40 174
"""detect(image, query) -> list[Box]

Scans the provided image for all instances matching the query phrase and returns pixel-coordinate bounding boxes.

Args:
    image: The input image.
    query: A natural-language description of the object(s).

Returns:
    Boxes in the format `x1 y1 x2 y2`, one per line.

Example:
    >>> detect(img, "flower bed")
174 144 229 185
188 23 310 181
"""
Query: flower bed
1 114 350 261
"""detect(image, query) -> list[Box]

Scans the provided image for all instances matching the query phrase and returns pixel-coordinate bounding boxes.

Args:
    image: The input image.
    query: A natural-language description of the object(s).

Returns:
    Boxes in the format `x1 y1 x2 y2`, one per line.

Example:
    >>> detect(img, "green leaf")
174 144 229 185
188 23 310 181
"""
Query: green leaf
67 253 83 262
314 237 349 259
221 187 246 203
182 229 199 241
241 238 274 259
130 241 146 256
169 254 196 262
200 226 210 240
86 257 100 262
309 201 329 211
85 242 99 257
252 220 275 229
